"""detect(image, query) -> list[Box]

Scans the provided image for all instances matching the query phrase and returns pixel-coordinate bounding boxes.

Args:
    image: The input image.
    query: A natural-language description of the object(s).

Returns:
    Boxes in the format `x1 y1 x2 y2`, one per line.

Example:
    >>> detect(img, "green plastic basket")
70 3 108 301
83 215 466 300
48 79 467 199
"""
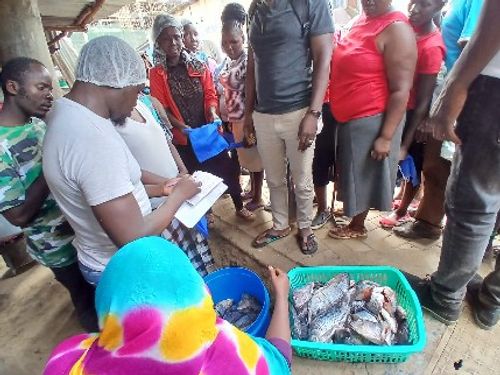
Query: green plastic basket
288 265 426 363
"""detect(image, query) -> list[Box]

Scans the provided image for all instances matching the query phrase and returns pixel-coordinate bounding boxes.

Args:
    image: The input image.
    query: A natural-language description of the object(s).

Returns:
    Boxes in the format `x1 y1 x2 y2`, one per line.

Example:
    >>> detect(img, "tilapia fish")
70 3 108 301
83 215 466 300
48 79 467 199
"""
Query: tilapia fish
290 275 410 346
215 294 262 331
215 299 234 317
308 295 350 343
333 328 369 345
380 308 398 334
351 309 378 323
292 282 315 322
235 312 259 331
308 273 350 323
394 305 411 345
349 312 394 345
354 280 380 301
394 319 411 345
365 287 386 315
237 294 262 314
291 305 309 340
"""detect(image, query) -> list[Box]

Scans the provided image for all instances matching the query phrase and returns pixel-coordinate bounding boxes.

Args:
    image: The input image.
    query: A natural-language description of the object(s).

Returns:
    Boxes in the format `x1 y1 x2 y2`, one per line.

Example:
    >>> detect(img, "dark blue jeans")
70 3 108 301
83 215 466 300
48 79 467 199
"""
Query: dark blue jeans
431 75 500 311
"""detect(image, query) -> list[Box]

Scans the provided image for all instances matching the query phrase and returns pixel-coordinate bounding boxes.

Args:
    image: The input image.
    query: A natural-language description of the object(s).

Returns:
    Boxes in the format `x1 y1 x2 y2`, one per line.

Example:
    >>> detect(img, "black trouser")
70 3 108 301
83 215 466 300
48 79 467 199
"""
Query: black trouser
312 103 338 187
400 110 425 179
177 144 243 210
51 262 98 332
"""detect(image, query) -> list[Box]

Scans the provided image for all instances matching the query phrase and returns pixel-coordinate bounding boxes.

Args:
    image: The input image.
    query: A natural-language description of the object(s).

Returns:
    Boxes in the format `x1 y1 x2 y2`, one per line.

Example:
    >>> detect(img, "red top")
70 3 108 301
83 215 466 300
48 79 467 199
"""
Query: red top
330 11 409 123
323 32 342 104
149 64 218 145
407 29 446 110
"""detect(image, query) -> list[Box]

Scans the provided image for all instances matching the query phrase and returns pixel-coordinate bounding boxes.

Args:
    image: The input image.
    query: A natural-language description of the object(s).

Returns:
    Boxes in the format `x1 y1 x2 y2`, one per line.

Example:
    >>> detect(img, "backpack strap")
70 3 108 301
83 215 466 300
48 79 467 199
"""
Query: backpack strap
288 0 311 38
248 0 310 37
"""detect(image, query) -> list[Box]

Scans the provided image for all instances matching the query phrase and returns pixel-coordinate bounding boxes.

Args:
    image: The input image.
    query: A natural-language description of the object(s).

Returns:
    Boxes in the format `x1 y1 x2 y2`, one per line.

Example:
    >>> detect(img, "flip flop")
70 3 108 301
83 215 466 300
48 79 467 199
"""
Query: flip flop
296 233 318 255
379 211 412 229
252 228 291 248
328 225 368 239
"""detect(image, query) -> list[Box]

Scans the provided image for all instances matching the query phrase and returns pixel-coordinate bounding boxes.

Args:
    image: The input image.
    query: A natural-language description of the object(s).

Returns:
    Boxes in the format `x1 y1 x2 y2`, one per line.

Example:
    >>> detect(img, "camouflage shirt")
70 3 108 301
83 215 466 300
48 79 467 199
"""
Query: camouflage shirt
0 118 77 267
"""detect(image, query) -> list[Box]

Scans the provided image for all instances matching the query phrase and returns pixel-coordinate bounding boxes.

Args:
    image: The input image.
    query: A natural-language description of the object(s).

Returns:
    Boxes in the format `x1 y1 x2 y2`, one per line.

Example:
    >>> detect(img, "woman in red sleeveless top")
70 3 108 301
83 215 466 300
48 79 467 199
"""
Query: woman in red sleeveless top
329 0 417 239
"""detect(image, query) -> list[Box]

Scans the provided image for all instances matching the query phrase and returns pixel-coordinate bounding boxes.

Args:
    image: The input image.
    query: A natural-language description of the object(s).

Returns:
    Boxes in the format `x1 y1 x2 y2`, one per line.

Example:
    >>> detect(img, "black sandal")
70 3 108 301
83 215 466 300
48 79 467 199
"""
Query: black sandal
297 233 318 255
252 228 291 248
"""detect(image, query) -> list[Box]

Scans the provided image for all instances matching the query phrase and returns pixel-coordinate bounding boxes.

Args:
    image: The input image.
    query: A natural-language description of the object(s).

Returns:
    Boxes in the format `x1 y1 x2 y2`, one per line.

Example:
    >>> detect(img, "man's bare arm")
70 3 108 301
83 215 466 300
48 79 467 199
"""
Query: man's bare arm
3 175 50 227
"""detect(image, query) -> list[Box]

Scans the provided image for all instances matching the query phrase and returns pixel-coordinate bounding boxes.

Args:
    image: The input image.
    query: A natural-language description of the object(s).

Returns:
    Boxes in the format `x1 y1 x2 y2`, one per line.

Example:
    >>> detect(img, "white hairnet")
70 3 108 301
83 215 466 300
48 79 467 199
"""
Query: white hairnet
152 14 182 43
75 36 146 89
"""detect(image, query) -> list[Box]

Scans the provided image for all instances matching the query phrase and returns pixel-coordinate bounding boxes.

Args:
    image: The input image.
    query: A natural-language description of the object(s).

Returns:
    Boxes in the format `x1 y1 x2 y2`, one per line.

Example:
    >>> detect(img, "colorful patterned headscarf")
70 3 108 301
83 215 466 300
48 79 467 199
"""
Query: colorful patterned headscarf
43 236 290 375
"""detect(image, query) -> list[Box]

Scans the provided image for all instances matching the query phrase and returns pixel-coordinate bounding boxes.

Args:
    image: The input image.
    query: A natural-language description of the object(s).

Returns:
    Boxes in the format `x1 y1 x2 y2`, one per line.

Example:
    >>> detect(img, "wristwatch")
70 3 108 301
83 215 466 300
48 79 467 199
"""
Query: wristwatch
307 109 322 119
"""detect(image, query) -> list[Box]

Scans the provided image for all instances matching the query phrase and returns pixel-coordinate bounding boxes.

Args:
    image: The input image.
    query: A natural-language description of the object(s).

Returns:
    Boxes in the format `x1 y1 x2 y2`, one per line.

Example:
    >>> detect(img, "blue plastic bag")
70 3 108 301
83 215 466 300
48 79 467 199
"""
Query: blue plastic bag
195 215 209 238
184 121 243 163
399 155 420 187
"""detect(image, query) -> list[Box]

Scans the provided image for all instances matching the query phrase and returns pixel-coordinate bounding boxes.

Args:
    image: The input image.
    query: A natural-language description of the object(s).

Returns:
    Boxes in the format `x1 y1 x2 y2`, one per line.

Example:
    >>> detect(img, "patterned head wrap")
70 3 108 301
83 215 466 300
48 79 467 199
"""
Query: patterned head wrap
151 14 205 73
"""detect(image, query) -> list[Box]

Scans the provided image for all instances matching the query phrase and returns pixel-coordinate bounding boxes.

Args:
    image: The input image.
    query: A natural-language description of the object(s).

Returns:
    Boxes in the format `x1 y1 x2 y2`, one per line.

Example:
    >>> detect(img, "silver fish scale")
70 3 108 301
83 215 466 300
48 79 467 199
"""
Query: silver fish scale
308 273 350 323
351 309 379 323
291 305 309 340
349 317 392 345
293 282 315 309
292 282 315 322
309 296 350 343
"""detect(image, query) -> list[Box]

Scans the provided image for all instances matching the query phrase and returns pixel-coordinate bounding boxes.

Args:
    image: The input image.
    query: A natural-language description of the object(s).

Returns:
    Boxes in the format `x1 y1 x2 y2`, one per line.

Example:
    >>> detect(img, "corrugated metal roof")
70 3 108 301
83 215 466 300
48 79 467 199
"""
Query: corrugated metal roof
39 0 134 29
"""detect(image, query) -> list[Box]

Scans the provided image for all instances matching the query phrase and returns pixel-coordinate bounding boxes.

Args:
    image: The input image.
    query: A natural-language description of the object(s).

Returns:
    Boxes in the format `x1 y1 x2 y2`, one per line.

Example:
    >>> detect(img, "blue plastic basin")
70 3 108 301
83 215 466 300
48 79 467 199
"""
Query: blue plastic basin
204 267 271 337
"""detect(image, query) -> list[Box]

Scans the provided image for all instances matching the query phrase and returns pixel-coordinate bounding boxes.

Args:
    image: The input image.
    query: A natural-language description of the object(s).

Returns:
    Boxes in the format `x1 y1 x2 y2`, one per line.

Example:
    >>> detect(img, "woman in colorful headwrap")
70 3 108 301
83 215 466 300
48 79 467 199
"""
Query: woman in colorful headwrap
43 236 292 375
150 14 255 222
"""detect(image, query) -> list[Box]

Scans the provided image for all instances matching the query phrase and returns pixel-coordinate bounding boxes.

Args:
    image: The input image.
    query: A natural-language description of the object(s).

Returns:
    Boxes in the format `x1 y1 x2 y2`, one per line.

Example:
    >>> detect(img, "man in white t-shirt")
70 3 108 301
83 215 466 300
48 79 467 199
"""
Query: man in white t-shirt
403 0 500 330
43 36 202 285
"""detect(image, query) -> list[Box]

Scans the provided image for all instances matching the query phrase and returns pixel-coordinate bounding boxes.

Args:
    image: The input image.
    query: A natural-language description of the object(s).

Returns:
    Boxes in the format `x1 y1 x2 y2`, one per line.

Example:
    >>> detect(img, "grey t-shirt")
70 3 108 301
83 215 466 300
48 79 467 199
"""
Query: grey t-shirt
249 0 334 114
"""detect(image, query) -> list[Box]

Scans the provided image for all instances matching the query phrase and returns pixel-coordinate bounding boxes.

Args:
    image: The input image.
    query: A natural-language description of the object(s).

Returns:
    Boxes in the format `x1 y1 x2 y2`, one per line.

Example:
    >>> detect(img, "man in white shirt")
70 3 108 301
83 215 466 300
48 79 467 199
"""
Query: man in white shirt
404 0 500 330
43 36 204 285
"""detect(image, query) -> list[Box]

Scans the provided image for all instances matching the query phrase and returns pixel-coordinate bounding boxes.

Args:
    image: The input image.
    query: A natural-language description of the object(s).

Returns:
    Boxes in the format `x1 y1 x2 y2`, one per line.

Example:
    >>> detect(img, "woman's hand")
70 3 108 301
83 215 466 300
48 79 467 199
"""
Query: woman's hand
297 113 317 152
170 175 202 202
243 114 257 146
207 107 220 124
268 266 289 300
371 136 391 160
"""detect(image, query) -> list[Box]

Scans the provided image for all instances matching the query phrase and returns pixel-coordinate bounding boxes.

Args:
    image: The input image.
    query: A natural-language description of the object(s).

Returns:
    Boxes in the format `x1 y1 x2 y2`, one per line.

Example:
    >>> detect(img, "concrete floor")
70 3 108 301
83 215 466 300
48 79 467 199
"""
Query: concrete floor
211 188 500 375
0 189 498 375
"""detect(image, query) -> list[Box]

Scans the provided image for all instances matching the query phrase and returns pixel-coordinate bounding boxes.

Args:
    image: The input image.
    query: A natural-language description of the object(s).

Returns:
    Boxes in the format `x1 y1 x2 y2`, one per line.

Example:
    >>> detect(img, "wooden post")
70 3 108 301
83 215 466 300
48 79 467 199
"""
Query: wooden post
0 0 62 97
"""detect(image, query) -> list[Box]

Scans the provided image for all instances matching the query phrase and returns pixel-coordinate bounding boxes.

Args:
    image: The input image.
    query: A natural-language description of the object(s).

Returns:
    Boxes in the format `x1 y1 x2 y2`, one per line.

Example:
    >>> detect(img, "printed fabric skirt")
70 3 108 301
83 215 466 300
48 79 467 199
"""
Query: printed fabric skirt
162 218 215 277
337 113 404 218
